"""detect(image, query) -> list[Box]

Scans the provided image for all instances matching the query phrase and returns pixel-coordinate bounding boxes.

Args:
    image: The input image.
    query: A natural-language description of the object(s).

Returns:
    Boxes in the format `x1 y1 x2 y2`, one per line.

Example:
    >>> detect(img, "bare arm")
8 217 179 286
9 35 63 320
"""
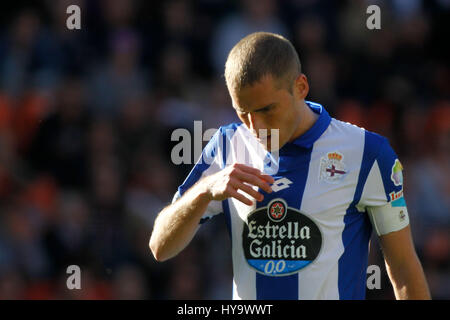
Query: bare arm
149 181 212 262
149 163 274 262
379 225 431 299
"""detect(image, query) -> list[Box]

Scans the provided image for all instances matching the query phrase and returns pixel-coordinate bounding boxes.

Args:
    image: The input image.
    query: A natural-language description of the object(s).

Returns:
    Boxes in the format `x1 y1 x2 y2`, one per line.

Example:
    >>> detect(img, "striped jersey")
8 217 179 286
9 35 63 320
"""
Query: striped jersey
172 101 408 300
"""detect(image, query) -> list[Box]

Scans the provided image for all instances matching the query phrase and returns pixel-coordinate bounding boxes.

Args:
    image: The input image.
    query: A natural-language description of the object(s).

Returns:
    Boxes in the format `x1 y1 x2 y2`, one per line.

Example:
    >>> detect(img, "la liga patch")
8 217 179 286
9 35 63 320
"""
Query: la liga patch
391 159 403 186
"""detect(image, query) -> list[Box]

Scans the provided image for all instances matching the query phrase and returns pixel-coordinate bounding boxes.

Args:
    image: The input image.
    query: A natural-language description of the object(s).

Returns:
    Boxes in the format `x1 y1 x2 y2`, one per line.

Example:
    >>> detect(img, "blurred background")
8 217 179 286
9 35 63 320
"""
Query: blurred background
0 0 448 300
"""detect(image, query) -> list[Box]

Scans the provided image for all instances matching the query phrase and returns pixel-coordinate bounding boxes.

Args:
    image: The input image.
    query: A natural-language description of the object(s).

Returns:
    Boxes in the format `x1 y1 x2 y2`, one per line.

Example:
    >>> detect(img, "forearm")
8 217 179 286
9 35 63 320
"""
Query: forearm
385 253 431 300
150 182 211 262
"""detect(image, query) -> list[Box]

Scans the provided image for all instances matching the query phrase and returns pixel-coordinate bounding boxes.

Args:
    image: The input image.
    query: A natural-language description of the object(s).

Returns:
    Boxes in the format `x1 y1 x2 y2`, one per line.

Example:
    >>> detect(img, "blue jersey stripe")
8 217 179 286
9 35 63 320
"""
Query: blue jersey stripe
220 124 241 240
374 138 403 202
178 123 243 196
178 160 212 196
178 131 219 196
256 273 299 300
338 130 383 299
223 199 232 239
255 144 314 300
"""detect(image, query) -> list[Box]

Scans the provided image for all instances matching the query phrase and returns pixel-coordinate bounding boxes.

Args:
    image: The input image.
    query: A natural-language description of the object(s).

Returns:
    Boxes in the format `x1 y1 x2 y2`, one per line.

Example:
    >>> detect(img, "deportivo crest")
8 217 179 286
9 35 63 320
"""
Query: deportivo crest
242 198 322 277
319 151 347 184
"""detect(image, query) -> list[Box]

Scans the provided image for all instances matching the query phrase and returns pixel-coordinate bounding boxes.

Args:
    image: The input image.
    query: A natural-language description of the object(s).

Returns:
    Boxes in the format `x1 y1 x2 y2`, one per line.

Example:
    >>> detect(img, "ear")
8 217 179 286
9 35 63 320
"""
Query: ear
293 74 309 100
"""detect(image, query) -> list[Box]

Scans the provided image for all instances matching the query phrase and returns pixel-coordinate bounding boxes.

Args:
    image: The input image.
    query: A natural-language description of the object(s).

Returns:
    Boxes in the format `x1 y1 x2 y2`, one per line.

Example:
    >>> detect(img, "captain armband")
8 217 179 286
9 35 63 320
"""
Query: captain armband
367 198 410 236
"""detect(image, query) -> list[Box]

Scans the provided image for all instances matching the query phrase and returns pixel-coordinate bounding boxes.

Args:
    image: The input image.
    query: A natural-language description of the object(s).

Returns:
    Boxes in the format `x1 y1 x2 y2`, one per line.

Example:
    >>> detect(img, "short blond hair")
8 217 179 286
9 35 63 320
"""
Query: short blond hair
224 32 301 94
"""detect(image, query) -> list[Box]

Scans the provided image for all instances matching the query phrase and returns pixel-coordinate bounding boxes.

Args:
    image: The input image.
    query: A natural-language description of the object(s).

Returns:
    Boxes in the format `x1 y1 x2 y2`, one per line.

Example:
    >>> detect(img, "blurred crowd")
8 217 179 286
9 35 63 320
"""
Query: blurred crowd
0 0 448 299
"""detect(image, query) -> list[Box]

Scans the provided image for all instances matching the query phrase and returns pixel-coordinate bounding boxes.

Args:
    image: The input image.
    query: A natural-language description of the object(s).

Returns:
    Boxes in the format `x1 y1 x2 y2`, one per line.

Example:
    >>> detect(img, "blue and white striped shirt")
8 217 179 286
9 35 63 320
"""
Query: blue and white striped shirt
173 101 408 300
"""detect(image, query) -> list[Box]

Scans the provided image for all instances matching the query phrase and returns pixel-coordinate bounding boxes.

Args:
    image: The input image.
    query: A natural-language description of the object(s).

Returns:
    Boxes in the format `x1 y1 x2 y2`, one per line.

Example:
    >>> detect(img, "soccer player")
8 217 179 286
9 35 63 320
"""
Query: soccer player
149 32 431 300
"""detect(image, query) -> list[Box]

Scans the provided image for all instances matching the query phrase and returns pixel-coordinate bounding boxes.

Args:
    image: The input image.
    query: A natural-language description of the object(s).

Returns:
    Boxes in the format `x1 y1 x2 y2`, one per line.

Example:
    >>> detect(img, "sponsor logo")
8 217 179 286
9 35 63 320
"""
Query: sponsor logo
268 199 287 222
391 159 403 186
242 198 322 277
319 151 347 184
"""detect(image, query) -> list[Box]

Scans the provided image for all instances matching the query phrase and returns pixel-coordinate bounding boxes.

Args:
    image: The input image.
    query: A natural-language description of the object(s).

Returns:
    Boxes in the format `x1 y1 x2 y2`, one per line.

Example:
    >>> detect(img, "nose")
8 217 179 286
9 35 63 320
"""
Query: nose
247 112 264 137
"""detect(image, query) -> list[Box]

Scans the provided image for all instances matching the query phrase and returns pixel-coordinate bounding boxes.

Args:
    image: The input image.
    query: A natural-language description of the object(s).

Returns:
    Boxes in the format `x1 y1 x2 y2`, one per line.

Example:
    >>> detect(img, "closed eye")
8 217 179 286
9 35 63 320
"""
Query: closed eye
235 103 276 115
256 104 275 113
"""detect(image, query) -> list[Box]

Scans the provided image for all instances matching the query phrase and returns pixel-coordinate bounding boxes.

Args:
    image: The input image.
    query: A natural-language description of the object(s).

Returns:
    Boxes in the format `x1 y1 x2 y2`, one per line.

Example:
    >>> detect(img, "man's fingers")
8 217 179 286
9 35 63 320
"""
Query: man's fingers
233 163 261 175
260 174 275 184
228 188 253 206
234 181 264 202
233 164 275 184
235 170 273 194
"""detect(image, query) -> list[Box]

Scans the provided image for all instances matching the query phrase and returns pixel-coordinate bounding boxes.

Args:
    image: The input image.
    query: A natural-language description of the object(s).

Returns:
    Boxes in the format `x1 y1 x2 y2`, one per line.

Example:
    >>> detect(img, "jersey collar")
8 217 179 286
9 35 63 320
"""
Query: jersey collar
289 101 331 149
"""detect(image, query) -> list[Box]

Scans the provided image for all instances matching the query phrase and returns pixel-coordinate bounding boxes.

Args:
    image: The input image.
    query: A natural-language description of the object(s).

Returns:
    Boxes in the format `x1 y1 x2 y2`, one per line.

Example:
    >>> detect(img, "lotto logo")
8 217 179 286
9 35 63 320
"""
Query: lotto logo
271 178 293 192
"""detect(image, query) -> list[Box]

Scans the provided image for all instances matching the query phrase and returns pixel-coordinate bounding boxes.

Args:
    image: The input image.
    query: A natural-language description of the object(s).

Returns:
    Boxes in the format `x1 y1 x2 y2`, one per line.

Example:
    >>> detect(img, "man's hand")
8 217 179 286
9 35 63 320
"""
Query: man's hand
202 163 274 205
150 163 274 261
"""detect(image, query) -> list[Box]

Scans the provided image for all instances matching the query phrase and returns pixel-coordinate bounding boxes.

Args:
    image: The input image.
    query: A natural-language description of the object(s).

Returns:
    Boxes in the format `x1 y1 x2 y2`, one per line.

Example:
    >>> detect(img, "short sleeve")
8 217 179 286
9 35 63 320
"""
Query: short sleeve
361 138 406 207
171 128 224 223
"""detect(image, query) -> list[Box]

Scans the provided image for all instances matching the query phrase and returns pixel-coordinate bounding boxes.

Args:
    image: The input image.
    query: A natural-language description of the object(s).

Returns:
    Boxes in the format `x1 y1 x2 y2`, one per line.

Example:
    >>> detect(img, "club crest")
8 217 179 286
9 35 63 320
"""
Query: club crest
319 151 347 184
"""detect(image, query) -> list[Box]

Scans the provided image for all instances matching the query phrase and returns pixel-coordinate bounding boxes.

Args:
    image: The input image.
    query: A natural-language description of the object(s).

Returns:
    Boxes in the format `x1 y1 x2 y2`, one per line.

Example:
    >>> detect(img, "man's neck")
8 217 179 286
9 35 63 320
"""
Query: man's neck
290 101 319 142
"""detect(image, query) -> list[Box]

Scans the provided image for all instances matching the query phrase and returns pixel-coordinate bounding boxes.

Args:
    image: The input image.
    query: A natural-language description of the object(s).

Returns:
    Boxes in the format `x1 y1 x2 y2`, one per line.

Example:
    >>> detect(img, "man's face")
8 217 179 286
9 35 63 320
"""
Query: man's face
230 75 304 151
